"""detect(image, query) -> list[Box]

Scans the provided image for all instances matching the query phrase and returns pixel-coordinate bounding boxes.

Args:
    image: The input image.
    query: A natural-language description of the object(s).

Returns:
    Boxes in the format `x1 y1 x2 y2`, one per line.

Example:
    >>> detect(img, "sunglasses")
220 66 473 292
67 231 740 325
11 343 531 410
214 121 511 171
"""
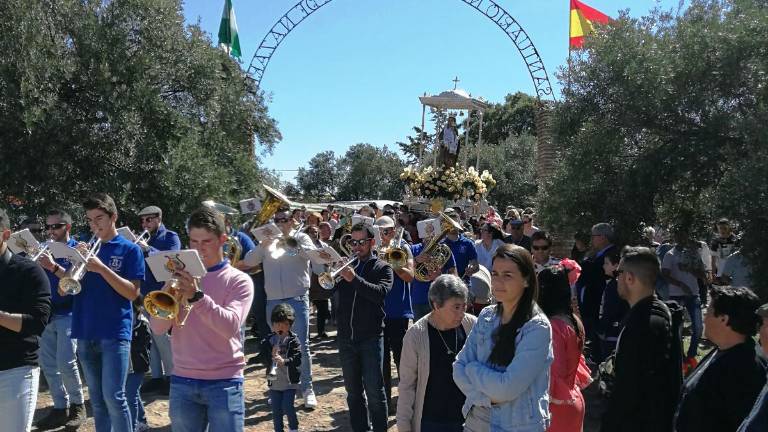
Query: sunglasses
46 223 67 230
531 245 550 251
274 217 290 223
140 216 157 223
347 239 371 247
380 228 394 235
509 225 523 230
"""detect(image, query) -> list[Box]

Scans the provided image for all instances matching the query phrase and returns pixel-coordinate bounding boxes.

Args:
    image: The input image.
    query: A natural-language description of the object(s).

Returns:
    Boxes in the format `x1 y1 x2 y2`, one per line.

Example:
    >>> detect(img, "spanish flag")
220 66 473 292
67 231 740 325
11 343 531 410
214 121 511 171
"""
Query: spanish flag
570 0 611 49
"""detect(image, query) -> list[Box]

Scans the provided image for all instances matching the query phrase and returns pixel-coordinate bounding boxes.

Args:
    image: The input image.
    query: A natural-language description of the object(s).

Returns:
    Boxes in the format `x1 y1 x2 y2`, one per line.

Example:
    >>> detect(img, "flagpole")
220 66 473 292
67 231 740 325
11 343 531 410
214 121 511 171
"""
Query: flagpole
567 0 572 96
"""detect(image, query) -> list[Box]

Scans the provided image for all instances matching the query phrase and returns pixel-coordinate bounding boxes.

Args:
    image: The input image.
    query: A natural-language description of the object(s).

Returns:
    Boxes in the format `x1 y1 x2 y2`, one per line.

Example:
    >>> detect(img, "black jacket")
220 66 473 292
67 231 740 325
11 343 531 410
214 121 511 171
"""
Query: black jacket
0 251 51 371
335 255 393 342
577 245 615 320
130 317 152 374
261 331 302 384
675 339 767 432
601 296 682 432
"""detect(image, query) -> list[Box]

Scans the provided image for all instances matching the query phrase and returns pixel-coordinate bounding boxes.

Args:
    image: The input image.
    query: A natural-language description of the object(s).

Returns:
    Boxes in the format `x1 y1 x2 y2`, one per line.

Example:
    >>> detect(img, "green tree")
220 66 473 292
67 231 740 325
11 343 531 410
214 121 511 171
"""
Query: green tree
0 0 281 231
336 144 405 200
538 0 768 295
295 151 338 201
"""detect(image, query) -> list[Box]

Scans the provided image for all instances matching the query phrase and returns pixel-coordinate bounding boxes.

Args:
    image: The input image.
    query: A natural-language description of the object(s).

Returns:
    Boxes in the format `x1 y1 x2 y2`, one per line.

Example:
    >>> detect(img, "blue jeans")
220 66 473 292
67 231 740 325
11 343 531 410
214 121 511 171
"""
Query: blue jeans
77 339 132 432
267 295 313 393
126 372 146 429
169 376 244 432
672 295 703 359
149 327 174 379
40 314 84 409
0 366 39 432
270 389 298 432
338 336 388 432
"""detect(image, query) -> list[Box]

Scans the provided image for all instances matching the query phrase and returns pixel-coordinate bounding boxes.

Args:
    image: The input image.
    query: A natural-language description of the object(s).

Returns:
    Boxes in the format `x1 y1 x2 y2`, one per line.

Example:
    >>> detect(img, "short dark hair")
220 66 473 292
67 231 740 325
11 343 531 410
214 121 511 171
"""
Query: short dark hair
270 303 295 325
709 286 761 336
0 209 9 230
530 231 552 247
604 247 621 265
187 207 226 236
83 193 118 217
351 222 374 239
47 209 73 225
619 246 659 287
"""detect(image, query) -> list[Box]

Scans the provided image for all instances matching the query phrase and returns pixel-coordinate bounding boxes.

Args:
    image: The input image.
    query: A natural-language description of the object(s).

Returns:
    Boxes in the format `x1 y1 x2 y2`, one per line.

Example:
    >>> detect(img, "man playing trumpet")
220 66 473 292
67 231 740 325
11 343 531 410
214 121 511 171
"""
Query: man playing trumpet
69 193 145 432
34 209 87 429
243 208 319 409
149 207 253 432
136 205 180 395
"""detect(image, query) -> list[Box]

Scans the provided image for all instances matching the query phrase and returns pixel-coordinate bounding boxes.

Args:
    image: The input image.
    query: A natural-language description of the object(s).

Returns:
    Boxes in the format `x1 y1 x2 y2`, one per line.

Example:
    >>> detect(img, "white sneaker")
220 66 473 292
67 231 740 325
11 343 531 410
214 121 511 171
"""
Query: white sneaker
303 388 317 410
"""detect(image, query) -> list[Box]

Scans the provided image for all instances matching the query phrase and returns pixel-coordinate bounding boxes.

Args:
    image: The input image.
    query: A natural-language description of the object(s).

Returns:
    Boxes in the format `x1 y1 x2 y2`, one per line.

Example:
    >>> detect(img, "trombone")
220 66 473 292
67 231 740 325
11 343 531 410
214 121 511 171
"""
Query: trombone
60 235 102 295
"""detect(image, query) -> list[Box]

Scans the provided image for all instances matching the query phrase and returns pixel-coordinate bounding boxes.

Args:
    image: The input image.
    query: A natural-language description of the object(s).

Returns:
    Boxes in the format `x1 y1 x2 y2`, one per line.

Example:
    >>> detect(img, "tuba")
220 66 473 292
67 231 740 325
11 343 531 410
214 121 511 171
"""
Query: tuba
381 227 408 270
250 184 291 228
276 222 305 257
414 212 463 282
60 235 102 295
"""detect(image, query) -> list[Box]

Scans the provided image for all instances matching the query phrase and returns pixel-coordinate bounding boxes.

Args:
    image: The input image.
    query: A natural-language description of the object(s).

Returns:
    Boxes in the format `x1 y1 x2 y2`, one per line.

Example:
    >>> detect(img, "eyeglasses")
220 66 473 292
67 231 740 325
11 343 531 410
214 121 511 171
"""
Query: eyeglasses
531 245 550 251
509 225 523 230
46 223 67 230
380 228 394 235
140 215 157 223
347 239 371 247
274 217 290 223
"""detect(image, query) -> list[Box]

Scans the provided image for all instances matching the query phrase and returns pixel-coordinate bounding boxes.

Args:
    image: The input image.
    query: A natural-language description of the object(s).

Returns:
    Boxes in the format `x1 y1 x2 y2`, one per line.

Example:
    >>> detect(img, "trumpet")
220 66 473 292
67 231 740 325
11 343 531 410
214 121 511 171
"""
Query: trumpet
60 236 102 295
135 229 150 244
381 227 408 270
276 222 305 257
143 278 196 327
318 257 359 290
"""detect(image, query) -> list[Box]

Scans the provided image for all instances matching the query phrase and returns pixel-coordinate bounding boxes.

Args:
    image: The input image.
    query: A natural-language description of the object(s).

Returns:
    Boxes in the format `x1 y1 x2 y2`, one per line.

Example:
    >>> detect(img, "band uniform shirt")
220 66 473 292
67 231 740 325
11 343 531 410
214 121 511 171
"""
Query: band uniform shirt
233 230 255 258
0 248 52 371
443 234 477 278
383 240 414 320
142 224 181 295
71 235 145 341
150 260 254 380
46 238 78 316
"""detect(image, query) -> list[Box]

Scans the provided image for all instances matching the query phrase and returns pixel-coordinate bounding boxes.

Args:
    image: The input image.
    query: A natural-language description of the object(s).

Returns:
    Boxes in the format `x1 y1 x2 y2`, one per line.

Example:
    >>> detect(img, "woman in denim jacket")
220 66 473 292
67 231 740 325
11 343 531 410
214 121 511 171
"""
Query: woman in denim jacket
454 244 554 432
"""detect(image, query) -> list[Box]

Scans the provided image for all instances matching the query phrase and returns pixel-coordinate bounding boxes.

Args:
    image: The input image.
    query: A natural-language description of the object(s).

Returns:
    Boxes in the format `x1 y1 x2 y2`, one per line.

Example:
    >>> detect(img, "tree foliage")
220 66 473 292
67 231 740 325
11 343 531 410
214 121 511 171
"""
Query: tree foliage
0 0 281 231
538 0 768 295
296 151 338 200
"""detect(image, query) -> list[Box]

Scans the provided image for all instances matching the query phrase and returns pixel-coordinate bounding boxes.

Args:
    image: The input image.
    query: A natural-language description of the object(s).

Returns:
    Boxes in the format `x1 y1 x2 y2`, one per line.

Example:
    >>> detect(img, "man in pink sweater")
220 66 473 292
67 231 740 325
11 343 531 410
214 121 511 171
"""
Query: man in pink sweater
149 207 253 432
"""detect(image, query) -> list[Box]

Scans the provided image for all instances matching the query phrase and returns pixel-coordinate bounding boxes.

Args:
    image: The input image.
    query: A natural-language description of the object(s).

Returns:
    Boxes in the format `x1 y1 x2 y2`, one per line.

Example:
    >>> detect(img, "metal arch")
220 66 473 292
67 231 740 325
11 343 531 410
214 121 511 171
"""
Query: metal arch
246 0 556 102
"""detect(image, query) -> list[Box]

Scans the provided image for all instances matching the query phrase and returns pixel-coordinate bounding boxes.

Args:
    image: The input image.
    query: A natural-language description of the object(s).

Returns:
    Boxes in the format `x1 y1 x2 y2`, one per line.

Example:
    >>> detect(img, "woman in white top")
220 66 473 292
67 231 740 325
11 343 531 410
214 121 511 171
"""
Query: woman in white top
474 223 505 270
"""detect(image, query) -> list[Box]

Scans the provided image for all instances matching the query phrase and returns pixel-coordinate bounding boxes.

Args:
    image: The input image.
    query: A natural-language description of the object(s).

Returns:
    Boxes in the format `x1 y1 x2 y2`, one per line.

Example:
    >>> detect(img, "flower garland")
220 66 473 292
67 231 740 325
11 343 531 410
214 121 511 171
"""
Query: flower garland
400 165 496 201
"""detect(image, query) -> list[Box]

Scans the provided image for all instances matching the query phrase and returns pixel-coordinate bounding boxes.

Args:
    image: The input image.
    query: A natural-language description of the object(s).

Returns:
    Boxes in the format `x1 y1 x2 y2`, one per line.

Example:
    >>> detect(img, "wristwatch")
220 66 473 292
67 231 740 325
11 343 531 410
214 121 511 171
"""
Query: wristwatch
187 289 204 304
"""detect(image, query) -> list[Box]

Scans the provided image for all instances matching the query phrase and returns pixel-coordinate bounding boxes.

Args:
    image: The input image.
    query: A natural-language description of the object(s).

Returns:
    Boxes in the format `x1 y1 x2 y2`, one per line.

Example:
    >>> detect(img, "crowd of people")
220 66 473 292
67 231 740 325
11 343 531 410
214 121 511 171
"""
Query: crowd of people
1 194 767 432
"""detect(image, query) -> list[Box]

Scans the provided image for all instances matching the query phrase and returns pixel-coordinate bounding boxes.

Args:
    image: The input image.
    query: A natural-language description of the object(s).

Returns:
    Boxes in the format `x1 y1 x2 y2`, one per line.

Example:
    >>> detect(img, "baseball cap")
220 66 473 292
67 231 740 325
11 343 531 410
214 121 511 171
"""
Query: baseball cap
374 216 395 228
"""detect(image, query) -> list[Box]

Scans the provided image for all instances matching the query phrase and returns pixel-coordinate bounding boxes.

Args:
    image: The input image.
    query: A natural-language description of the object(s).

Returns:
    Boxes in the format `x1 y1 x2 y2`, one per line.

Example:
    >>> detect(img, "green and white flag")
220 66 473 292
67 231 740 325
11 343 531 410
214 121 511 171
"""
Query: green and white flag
217 0 241 59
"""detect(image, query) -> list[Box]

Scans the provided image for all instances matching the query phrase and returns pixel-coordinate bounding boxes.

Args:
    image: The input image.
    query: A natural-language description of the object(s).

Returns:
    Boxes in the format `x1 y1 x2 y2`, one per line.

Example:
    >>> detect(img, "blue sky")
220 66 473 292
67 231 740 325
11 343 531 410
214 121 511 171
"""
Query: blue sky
181 0 685 182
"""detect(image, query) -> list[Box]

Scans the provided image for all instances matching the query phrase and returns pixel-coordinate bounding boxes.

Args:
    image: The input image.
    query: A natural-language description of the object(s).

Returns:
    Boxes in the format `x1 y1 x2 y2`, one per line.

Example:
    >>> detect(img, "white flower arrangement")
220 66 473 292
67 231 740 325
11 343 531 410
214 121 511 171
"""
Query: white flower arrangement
401 165 496 202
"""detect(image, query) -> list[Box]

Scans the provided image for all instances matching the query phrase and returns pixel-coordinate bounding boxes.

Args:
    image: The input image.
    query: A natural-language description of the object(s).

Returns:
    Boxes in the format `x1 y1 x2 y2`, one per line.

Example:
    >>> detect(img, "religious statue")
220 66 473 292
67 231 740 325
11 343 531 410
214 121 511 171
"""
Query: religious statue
437 114 459 168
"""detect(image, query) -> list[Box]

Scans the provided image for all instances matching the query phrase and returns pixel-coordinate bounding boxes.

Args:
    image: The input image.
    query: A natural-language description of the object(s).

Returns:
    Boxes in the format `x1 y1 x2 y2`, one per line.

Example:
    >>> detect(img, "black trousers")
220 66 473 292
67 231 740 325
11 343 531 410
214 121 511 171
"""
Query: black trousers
383 318 409 407
313 299 331 336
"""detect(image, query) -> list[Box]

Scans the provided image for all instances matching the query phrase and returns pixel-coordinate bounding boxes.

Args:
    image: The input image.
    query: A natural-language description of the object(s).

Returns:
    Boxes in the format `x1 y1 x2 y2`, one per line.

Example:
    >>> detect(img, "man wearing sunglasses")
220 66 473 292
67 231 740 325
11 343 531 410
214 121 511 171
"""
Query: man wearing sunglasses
375 216 415 413
0 208 51 432
335 223 393 432
503 218 532 252
531 231 561 274
136 206 180 395
34 210 87 429
243 209 318 409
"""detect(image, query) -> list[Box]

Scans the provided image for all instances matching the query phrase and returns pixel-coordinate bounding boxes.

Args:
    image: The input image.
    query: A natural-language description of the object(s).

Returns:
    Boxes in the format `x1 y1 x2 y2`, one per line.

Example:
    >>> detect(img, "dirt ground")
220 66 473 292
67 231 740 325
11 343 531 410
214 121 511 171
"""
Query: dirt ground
33 319 614 432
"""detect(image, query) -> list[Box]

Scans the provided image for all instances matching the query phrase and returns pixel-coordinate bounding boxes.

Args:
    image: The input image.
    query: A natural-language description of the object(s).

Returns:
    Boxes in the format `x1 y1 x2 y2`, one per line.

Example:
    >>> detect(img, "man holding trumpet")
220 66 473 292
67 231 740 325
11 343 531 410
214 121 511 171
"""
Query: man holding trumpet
136 205 180 395
149 206 253 432
68 193 145 432
34 209 87 430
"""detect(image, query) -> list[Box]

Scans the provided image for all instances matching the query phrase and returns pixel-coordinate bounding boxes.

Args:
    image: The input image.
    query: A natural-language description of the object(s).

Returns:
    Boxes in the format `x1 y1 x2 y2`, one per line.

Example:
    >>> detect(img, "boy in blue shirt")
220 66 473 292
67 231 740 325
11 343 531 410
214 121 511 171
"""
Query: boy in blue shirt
67 193 144 432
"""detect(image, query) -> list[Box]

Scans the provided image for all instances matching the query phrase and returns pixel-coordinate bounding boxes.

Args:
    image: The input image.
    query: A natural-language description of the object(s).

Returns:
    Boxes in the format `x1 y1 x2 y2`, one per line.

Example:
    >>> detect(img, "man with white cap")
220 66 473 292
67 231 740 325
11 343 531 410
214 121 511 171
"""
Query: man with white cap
136 205 180 394
375 215 415 414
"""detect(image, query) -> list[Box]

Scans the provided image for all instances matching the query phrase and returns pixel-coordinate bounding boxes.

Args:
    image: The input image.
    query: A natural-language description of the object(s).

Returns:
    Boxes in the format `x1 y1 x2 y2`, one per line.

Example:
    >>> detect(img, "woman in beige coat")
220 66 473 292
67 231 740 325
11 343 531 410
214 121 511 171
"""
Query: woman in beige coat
397 274 477 432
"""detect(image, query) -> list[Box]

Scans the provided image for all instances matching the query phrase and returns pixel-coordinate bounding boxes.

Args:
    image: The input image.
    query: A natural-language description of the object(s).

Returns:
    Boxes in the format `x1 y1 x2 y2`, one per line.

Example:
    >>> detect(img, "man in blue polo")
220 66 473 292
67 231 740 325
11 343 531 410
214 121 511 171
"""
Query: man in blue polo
68 193 144 432
136 205 180 395
442 209 479 282
35 209 87 430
